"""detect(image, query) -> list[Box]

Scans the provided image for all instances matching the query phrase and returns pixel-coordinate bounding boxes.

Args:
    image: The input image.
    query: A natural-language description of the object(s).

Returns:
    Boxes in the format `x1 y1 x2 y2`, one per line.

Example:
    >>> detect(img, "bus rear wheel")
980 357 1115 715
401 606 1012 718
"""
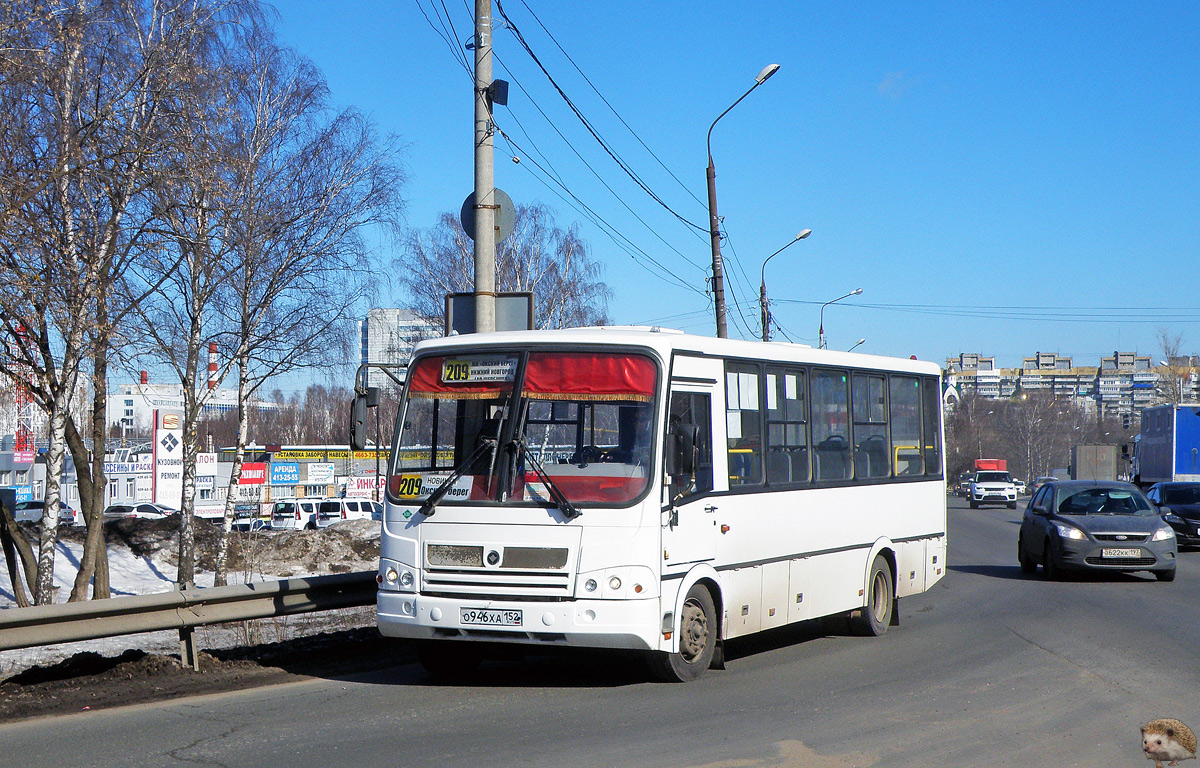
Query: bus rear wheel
647 584 717 682
850 556 894 637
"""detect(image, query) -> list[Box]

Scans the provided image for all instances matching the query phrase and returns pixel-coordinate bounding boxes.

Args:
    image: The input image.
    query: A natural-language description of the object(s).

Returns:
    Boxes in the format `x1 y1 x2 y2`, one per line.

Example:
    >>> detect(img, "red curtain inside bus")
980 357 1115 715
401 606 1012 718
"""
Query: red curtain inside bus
522 352 656 401
406 355 513 399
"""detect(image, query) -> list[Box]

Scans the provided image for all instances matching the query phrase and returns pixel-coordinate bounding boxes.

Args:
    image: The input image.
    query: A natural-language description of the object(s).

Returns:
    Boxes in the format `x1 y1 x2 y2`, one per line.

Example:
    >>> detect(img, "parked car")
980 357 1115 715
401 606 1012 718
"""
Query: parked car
968 470 1017 509
1146 482 1200 547
102 502 177 520
270 497 321 530
231 508 270 532
1017 480 1177 581
13 500 43 522
314 498 382 528
14 500 82 526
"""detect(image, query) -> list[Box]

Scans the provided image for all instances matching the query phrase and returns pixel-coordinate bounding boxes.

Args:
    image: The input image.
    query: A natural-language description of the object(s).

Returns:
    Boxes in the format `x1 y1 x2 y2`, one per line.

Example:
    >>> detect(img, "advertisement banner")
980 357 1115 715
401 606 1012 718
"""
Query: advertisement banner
103 461 154 475
196 452 217 475
270 462 300 485
13 451 35 465
274 449 391 461
344 476 383 498
239 462 267 485
153 410 184 510
305 462 335 484
195 475 215 491
136 476 152 502
14 485 32 502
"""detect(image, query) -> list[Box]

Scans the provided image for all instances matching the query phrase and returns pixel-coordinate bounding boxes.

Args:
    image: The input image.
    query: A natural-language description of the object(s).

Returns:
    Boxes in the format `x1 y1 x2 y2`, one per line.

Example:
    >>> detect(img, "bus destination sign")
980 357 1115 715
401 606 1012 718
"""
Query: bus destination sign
441 356 517 384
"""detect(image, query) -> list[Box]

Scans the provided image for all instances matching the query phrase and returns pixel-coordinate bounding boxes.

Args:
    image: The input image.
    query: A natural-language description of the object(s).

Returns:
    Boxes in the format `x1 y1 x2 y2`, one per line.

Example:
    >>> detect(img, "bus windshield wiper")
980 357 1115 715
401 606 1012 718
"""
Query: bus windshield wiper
516 438 581 519
418 438 495 517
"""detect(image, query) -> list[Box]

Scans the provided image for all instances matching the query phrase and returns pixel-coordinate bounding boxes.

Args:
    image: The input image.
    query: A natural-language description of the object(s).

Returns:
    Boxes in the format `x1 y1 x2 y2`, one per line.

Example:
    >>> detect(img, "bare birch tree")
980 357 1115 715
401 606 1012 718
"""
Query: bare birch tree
398 203 610 331
208 28 403 585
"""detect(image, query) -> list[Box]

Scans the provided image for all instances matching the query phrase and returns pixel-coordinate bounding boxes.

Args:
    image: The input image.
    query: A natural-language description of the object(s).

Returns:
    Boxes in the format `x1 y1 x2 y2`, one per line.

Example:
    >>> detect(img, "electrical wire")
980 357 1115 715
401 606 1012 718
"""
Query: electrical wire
514 0 708 215
494 0 708 234
771 300 1200 324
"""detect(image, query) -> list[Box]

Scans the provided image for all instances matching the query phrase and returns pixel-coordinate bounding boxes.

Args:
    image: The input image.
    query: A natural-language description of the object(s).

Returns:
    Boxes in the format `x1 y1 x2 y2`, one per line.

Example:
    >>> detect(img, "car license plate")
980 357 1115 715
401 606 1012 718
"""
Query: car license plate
460 608 522 627
1102 548 1141 558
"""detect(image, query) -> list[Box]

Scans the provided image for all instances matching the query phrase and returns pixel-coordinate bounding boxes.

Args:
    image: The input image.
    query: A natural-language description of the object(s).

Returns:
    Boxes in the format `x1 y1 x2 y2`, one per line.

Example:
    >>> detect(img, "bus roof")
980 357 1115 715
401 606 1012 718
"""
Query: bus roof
411 327 941 377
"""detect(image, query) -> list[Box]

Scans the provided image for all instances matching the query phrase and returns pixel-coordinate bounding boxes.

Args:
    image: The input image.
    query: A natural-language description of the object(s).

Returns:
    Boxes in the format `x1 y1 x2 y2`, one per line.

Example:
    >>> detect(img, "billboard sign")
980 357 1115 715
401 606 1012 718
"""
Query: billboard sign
270 462 300 485
152 410 184 509
239 462 267 485
305 462 335 484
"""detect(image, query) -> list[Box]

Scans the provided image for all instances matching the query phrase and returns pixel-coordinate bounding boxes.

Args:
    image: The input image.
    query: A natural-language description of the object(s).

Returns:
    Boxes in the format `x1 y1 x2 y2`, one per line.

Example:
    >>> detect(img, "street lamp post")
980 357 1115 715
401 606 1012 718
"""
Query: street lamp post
848 338 866 352
759 229 811 342
707 63 780 338
818 288 863 349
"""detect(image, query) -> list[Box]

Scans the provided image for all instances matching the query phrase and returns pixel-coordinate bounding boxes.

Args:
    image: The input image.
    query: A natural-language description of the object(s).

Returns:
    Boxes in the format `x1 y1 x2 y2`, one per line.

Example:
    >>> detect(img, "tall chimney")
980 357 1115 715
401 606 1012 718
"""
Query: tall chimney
208 342 218 389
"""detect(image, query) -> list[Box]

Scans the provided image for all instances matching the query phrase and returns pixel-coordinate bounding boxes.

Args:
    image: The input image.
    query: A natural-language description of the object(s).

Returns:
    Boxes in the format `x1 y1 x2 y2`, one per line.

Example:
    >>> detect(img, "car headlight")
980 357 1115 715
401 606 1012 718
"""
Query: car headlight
1054 523 1086 540
1152 527 1176 542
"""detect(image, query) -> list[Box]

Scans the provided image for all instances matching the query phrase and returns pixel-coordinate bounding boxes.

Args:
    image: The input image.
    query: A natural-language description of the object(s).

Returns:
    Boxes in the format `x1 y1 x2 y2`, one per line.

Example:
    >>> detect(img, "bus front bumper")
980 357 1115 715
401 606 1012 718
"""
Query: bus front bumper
377 591 663 651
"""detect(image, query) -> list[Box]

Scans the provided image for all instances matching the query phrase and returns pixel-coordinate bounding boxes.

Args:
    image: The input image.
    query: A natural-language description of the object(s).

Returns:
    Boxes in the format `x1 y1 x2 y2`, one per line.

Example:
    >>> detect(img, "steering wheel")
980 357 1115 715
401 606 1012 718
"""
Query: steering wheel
576 445 611 464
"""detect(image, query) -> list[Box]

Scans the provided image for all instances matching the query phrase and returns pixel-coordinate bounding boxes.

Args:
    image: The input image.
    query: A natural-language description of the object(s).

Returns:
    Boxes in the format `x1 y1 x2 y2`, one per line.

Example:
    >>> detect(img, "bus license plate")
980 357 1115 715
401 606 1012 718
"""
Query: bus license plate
1102 548 1140 558
460 608 522 627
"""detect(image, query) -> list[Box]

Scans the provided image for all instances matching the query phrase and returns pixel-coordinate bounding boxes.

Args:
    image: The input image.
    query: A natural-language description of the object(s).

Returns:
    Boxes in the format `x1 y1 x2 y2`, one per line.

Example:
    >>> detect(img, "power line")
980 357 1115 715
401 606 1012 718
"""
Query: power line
514 0 708 215
494 0 708 234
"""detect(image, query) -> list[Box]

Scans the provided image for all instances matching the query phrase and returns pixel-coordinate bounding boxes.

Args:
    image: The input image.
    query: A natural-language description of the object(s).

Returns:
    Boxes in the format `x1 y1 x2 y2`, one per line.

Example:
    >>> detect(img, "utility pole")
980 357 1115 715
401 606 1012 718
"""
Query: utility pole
472 0 496 333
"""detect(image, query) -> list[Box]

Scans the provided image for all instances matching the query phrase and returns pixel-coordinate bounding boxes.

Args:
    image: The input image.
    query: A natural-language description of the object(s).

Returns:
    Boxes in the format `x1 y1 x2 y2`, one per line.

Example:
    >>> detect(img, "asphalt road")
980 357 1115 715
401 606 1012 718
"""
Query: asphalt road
4 495 1198 768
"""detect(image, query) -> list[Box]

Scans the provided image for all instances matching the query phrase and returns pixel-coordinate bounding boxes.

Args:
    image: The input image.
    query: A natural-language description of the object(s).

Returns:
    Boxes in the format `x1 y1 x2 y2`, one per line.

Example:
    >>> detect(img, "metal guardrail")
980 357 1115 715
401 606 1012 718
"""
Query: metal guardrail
0 571 377 670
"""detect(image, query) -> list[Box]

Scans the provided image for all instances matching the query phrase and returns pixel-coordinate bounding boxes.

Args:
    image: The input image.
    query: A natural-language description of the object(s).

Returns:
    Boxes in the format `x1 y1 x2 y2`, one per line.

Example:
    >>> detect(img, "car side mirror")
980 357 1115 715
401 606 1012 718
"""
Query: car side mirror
1158 505 1173 516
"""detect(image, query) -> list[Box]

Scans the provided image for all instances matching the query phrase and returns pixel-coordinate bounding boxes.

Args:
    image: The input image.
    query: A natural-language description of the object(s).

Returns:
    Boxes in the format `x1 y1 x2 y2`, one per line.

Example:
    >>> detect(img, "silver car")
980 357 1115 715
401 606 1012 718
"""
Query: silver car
1018 480 1177 581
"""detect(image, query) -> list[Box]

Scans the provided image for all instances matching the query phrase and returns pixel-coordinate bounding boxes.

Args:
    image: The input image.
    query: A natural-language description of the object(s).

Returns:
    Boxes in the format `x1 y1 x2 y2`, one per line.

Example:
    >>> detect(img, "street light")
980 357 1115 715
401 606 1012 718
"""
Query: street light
707 63 781 338
848 338 866 352
818 288 863 349
759 229 811 342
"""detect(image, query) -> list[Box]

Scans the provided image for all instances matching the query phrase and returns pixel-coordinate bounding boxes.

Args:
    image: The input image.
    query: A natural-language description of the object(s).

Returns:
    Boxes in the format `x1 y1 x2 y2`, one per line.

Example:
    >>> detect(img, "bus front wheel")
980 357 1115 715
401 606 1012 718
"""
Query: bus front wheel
850 556 894 637
647 584 717 682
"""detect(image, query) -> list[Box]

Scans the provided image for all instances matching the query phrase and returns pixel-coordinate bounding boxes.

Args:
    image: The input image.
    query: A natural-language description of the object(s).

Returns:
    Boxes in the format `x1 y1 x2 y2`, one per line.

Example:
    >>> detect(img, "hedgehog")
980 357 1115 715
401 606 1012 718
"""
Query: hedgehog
1142 719 1197 768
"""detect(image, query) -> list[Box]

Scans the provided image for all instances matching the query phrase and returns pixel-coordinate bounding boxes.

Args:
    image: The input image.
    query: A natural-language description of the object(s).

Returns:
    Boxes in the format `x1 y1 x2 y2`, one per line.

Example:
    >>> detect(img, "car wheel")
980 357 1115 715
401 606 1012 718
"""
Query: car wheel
1007 501 1017 510
969 500 978 509
1018 536 1037 575
647 583 718 682
1155 568 1176 582
1042 542 1060 580
850 556 895 637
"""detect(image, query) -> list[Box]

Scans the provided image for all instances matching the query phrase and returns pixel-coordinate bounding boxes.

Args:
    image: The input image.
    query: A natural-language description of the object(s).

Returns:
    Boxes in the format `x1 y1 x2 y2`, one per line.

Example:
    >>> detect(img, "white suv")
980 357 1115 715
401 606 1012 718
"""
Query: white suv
270 497 321 530
314 497 382 528
969 471 1018 509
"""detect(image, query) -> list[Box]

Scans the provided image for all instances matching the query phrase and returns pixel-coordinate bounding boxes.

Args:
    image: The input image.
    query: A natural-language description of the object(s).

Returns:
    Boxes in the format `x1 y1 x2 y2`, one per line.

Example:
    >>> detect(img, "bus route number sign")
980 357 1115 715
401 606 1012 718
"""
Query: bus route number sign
441 356 517 384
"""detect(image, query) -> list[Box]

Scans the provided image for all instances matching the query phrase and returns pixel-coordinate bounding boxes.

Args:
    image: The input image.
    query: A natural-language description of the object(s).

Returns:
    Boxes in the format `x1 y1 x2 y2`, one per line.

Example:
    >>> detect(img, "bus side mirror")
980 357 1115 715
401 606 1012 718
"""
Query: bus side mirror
673 424 698 477
350 393 369 450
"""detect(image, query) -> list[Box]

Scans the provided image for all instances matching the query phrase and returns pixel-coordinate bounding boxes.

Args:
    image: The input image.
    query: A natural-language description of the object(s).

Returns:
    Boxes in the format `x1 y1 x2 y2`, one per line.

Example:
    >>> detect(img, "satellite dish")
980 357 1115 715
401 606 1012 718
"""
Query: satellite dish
460 188 516 243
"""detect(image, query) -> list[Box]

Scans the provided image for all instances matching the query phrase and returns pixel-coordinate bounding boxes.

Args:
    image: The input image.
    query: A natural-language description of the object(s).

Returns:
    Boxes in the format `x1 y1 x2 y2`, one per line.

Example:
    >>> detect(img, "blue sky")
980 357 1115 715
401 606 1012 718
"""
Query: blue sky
273 1 1199 368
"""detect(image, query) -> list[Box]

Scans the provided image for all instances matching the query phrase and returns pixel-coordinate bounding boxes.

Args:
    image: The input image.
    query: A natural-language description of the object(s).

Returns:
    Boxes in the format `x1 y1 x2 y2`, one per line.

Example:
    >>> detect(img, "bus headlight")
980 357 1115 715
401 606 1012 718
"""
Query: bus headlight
575 567 657 599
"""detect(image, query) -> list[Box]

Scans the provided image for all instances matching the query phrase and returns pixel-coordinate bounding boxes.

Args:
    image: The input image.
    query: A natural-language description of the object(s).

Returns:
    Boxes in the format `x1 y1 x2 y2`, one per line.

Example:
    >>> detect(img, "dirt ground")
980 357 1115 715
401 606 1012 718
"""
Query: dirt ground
0 517 400 723
0 625 414 723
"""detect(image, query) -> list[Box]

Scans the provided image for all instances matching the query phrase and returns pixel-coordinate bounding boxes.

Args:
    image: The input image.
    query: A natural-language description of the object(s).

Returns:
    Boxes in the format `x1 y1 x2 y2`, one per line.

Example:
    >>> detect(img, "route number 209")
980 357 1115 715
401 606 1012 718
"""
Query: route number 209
394 475 423 498
443 361 471 381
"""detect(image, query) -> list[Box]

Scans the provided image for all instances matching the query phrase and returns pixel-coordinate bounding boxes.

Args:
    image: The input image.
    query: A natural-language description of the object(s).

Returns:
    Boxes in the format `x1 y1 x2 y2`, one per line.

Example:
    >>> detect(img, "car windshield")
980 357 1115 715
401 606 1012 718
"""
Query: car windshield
976 472 1010 483
1056 487 1154 516
390 350 657 508
1163 485 1200 505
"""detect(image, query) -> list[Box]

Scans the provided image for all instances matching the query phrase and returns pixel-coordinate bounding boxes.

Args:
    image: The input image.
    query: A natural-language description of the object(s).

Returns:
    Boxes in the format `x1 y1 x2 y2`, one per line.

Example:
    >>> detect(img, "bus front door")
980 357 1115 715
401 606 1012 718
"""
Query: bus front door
663 388 717 573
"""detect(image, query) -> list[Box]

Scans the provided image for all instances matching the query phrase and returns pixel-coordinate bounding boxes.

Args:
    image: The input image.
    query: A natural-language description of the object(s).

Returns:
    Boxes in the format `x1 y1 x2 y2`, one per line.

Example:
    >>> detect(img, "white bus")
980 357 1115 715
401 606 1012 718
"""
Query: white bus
364 327 946 681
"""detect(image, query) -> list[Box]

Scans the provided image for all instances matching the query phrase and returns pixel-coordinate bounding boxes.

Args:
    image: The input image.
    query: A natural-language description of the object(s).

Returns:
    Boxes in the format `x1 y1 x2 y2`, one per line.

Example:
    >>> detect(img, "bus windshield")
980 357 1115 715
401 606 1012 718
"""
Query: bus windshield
390 350 658 508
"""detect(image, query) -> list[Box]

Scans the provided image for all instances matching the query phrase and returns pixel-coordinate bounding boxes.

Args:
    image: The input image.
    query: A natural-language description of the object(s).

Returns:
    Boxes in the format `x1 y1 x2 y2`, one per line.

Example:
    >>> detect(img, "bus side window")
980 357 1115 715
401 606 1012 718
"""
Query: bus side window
725 364 763 487
668 392 713 498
